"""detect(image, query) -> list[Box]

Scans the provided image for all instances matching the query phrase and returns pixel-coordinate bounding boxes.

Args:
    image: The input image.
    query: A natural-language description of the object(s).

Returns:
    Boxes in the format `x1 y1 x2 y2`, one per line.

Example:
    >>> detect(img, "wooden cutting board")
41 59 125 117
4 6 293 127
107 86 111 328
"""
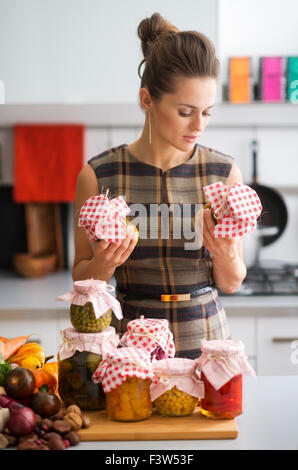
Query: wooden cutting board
78 407 238 441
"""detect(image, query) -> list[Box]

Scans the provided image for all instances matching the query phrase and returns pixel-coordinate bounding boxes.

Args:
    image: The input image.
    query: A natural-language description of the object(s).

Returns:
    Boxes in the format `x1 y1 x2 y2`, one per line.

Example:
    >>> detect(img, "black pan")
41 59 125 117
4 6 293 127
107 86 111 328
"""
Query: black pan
247 139 288 247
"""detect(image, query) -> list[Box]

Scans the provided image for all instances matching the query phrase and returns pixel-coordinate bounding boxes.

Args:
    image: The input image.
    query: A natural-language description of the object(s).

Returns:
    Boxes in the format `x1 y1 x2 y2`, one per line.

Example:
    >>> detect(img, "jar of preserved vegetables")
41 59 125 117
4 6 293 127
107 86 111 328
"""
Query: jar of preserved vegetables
120 316 175 360
150 358 204 417
56 279 123 333
58 326 120 410
196 339 256 419
92 346 155 422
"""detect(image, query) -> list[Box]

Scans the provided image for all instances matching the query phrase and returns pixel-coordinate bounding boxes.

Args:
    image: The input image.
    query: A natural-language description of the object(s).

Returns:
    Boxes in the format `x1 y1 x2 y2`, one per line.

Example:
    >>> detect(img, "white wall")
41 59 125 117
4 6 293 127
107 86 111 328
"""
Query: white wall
0 0 218 103
218 0 298 85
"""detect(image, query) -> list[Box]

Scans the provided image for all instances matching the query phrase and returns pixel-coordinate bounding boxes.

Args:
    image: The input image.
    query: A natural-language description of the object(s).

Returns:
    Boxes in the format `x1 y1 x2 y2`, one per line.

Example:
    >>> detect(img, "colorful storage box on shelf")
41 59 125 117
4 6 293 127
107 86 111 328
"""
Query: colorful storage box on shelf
259 56 287 102
228 57 252 103
287 56 298 103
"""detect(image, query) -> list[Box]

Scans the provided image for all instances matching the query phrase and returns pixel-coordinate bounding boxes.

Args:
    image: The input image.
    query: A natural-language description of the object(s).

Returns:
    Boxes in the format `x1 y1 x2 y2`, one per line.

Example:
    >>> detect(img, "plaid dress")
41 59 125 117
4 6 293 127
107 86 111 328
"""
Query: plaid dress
88 143 233 359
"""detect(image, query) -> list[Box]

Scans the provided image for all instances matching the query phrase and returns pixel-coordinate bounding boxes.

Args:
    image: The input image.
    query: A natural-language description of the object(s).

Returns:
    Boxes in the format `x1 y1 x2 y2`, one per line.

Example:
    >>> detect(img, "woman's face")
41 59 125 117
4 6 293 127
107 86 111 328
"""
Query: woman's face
149 76 217 151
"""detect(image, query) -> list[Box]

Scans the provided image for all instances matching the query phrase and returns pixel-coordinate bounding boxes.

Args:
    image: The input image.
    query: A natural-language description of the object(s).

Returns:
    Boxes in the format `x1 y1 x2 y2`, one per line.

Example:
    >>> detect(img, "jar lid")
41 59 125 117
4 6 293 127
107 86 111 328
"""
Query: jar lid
120 316 175 357
197 339 256 391
58 326 120 360
92 346 155 393
56 279 123 320
200 339 245 356
150 358 204 401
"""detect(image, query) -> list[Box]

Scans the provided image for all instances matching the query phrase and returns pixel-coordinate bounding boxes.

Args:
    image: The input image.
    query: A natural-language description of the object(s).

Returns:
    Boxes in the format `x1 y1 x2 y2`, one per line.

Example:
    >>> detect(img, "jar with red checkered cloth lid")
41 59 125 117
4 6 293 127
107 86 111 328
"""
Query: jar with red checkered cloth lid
202 182 262 238
196 339 256 419
57 326 120 411
120 316 175 361
78 192 138 243
56 278 123 333
150 357 204 417
92 346 155 421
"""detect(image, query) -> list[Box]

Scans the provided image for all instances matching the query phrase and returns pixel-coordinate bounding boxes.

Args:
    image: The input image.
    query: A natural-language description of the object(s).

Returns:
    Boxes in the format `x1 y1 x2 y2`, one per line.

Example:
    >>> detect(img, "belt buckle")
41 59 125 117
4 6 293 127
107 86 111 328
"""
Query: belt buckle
161 293 191 302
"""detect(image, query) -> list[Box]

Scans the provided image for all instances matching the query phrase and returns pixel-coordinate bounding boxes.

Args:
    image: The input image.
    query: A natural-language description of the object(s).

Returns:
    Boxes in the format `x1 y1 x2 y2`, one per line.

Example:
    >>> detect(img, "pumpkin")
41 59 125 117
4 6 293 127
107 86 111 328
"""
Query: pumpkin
31 362 58 394
9 343 46 369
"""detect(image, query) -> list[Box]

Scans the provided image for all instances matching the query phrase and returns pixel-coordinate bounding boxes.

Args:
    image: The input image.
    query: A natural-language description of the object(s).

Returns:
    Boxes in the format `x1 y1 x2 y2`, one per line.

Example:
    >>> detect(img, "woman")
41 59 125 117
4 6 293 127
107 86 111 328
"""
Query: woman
73 13 247 359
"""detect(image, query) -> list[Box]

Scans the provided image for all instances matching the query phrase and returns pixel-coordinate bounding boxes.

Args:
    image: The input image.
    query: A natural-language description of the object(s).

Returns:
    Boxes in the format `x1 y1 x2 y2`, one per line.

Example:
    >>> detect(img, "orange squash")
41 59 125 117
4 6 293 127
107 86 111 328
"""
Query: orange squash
32 362 58 394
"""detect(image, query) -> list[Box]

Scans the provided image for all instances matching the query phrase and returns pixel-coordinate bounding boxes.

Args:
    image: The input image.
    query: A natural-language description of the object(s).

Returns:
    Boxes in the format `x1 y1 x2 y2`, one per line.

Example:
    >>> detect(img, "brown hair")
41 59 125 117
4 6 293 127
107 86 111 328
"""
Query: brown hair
137 12 219 101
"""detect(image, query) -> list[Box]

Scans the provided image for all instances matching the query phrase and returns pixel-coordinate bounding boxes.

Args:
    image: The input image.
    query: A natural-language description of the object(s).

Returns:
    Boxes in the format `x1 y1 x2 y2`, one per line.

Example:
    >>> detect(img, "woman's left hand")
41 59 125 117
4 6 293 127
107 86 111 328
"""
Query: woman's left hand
202 208 238 261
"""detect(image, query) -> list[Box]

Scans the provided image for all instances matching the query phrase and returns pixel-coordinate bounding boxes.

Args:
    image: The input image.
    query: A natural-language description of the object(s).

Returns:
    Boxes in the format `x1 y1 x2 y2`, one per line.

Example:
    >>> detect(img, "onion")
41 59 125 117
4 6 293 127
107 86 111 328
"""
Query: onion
0 394 36 436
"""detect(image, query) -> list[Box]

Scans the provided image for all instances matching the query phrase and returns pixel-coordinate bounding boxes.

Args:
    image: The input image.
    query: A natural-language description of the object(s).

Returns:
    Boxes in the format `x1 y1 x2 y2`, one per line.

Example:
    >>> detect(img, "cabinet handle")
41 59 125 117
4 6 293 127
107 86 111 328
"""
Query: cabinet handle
272 337 298 343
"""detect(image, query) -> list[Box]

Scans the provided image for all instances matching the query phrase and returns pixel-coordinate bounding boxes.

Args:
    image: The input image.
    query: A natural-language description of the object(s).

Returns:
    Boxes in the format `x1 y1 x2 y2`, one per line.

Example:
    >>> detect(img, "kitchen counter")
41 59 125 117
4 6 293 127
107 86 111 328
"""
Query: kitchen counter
71 375 298 451
1 270 298 313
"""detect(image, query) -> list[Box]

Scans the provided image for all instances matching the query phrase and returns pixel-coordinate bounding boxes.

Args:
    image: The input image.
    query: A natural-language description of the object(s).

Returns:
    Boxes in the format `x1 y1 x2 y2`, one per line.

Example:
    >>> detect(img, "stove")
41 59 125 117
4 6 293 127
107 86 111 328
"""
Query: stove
222 260 298 296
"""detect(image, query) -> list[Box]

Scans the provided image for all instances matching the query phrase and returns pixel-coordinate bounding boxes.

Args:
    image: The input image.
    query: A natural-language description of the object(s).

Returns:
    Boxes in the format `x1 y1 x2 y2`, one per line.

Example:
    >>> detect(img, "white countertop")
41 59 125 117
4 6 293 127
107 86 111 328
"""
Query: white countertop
71 375 298 451
1 270 298 312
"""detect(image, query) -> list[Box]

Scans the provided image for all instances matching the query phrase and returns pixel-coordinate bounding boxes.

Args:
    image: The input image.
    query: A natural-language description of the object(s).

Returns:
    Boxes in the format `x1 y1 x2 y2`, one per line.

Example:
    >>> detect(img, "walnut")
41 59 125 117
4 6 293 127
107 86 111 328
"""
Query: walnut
63 412 83 431
66 405 82 416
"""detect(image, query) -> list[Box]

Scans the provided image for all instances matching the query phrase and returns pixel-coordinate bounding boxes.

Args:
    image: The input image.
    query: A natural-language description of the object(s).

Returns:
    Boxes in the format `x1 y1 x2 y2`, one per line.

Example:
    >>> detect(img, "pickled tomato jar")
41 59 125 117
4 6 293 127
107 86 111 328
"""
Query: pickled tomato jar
56 279 123 333
58 326 120 410
92 346 155 422
150 358 204 417
120 316 175 361
196 339 256 419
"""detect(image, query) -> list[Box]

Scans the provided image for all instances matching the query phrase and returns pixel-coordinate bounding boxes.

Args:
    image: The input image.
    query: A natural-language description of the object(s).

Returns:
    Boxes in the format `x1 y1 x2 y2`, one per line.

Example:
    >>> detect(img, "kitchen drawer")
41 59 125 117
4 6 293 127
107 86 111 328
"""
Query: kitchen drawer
227 316 256 357
257 317 298 375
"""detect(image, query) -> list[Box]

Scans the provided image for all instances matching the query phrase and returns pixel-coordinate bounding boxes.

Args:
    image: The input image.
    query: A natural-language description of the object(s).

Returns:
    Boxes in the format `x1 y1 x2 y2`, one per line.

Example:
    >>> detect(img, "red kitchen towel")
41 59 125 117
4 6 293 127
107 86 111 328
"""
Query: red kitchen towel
13 124 84 202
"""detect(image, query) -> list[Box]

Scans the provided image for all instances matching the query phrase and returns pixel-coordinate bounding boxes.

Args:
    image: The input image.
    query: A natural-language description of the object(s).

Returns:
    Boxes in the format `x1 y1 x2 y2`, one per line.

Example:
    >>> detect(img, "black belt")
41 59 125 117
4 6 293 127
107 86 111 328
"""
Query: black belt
118 286 213 302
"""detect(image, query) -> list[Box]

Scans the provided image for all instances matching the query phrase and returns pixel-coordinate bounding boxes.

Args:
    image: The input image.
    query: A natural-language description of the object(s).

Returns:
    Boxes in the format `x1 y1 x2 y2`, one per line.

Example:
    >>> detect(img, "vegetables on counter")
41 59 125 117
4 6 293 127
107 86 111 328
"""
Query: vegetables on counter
0 395 36 436
9 342 46 369
4 367 36 399
0 335 32 361
31 362 58 394
30 391 61 418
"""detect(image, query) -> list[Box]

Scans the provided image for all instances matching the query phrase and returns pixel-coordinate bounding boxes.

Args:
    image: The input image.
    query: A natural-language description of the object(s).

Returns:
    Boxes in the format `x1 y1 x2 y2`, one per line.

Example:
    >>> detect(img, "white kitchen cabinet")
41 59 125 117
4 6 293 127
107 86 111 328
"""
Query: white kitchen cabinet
0 316 57 357
227 316 257 358
257 317 298 376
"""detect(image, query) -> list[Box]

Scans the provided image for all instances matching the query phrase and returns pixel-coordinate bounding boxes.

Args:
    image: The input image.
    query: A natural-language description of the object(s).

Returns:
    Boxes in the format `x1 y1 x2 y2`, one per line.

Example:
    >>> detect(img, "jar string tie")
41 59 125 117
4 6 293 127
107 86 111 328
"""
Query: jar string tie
206 353 239 374
213 189 229 220
61 330 75 352
155 372 201 386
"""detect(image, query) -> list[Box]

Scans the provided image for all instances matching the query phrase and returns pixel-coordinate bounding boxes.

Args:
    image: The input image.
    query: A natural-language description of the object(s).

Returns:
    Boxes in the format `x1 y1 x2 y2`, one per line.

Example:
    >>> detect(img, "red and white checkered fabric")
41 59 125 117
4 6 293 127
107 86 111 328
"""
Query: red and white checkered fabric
78 194 130 243
120 317 175 357
203 182 262 238
92 346 155 393
150 358 205 401
196 339 256 390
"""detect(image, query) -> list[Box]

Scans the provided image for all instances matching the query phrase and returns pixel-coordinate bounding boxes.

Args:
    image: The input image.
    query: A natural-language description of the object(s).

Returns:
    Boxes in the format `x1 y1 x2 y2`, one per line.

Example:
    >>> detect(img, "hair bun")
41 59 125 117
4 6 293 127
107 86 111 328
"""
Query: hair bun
137 12 178 59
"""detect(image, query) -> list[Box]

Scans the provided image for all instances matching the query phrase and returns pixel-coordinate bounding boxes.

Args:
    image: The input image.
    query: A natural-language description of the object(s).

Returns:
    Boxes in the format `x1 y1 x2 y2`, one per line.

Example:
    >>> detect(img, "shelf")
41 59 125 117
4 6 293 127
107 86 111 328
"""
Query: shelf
0 102 298 128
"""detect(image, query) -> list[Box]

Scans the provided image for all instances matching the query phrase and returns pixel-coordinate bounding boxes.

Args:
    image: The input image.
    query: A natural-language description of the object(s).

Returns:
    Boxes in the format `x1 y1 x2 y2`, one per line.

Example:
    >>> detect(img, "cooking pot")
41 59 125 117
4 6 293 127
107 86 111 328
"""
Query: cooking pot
243 225 279 268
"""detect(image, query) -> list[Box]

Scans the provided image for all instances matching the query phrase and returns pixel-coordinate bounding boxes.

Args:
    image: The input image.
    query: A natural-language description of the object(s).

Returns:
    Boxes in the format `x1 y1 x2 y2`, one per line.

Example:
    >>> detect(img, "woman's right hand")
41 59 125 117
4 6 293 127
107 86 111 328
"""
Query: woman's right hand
91 224 138 276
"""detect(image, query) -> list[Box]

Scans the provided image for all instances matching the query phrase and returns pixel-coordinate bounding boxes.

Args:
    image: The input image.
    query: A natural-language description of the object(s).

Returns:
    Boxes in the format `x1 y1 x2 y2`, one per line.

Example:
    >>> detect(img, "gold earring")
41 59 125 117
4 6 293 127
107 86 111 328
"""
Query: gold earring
148 112 152 145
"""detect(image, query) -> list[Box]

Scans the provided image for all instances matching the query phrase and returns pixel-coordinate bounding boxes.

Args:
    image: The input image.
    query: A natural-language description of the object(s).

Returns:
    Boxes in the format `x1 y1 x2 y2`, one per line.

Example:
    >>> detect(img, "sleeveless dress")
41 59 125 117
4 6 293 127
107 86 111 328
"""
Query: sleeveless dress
88 143 233 359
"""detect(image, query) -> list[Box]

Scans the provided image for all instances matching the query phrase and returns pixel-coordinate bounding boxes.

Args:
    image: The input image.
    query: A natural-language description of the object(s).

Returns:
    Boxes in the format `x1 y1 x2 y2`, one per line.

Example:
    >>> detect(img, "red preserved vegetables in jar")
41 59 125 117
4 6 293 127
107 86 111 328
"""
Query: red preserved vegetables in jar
196 339 255 419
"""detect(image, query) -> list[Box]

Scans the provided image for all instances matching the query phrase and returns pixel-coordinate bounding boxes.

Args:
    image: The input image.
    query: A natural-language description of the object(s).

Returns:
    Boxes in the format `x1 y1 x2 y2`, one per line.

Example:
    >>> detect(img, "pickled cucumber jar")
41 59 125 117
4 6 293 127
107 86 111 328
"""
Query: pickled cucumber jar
196 339 256 419
58 326 120 410
150 358 204 417
120 316 175 361
92 346 155 422
56 279 123 333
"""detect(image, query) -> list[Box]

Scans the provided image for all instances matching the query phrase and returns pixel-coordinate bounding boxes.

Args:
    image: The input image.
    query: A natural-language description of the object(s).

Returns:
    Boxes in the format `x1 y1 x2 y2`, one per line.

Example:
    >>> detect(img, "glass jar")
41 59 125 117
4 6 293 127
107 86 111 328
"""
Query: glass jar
70 302 112 333
154 386 198 417
200 372 243 419
106 376 152 422
58 351 106 410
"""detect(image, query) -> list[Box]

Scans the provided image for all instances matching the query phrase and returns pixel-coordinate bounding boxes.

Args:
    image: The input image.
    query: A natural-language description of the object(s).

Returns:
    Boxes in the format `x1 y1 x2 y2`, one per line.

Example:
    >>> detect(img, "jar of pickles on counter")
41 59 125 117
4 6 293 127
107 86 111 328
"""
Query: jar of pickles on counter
56 279 123 333
120 316 175 360
58 326 120 410
196 339 256 419
150 358 204 417
92 346 155 422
